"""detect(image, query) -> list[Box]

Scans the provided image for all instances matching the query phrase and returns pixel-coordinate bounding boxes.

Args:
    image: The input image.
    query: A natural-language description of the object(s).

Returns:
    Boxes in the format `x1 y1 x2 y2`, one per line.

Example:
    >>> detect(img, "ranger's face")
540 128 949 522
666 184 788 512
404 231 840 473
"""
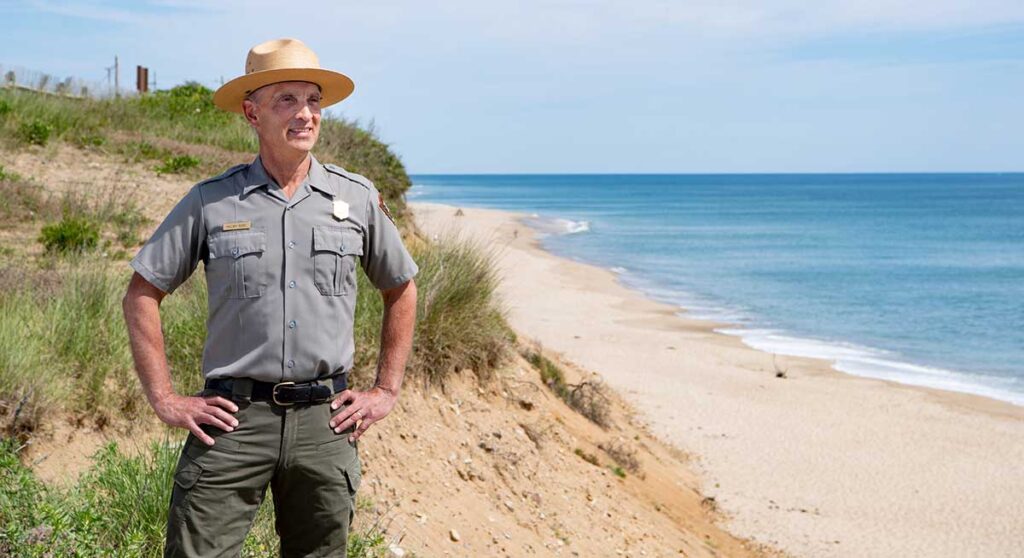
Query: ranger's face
243 81 322 156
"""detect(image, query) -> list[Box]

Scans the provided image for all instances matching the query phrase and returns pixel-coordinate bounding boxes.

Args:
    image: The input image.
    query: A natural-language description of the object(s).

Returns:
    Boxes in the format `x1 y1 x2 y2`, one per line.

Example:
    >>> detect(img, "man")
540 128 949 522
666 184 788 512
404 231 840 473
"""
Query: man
122 38 418 557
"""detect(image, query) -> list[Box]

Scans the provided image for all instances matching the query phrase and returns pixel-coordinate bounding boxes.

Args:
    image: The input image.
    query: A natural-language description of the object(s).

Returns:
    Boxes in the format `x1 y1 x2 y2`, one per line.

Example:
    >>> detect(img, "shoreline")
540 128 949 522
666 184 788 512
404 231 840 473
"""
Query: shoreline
410 201 1024 557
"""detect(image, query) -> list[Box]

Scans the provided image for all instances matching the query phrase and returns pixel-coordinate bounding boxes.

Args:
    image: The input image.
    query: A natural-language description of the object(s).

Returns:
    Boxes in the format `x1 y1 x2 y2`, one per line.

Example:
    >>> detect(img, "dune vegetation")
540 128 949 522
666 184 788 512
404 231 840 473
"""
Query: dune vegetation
0 85 510 557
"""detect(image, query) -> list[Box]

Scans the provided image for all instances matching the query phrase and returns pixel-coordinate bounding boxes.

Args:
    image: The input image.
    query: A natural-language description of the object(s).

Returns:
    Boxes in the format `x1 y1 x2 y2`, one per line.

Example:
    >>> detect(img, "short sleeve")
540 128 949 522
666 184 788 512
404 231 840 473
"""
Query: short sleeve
361 184 419 291
130 185 206 294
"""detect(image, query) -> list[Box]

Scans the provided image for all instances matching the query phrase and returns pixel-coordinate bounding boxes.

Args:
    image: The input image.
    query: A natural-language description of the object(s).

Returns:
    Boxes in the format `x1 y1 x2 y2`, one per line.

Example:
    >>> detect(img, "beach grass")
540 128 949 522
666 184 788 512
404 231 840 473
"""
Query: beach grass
399 235 512 385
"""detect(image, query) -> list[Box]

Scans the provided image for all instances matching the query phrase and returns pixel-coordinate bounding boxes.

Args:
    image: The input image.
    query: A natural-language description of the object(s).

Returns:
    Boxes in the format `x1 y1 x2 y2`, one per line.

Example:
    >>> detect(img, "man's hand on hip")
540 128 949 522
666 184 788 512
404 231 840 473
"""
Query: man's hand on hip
329 386 398 442
154 393 240 447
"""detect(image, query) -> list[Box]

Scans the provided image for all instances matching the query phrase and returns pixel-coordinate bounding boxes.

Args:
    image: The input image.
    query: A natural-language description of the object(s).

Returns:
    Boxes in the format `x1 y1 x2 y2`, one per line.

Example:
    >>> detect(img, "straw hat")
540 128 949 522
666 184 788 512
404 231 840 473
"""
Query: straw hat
213 38 354 113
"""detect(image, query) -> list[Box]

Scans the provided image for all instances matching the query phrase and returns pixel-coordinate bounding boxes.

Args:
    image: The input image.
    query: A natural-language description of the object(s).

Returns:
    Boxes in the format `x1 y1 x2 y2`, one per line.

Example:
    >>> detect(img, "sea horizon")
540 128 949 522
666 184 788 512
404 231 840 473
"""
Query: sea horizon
409 172 1024 406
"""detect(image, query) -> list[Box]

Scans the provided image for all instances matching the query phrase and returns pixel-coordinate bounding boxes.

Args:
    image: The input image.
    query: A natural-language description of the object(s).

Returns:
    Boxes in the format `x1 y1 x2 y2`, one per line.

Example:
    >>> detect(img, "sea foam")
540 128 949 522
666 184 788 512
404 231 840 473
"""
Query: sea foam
521 215 591 237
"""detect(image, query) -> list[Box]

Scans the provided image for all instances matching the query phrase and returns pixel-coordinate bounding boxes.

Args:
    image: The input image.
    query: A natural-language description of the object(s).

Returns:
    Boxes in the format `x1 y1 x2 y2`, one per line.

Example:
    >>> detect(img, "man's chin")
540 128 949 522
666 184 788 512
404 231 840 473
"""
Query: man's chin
283 139 317 154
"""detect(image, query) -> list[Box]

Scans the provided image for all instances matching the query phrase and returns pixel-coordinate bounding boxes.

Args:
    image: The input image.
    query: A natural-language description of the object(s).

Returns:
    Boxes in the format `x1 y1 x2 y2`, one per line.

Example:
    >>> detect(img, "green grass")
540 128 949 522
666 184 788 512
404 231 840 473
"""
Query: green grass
526 350 570 399
0 264 211 437
0 172 58 225
0 439 389 557
155 154 200 175
0 85 412 213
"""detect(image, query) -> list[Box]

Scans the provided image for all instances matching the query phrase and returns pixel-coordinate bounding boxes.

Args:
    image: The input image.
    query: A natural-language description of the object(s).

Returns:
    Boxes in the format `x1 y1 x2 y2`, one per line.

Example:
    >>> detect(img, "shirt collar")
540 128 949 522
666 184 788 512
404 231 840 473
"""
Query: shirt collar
242 154 337 197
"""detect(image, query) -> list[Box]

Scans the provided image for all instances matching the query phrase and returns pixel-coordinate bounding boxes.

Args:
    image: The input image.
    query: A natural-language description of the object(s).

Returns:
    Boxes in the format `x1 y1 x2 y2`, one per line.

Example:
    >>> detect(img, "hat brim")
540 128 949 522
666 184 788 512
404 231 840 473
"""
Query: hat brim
212 68 355 113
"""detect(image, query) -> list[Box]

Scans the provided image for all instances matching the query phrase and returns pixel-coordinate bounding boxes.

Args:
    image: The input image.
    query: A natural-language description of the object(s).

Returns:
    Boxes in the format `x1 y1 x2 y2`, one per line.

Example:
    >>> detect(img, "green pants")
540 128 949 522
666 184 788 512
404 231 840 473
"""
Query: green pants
165 389 361 557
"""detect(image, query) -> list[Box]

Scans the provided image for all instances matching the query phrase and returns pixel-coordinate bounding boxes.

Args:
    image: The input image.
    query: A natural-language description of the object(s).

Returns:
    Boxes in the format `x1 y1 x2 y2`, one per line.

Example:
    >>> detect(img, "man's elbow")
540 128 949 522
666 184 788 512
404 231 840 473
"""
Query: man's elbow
123 272 166 317
382 278 417 306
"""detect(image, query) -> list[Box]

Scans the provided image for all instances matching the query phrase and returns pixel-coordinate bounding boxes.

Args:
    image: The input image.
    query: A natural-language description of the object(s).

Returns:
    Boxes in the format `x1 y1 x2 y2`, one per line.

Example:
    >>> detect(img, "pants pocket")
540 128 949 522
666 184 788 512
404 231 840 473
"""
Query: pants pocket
169 457 204 527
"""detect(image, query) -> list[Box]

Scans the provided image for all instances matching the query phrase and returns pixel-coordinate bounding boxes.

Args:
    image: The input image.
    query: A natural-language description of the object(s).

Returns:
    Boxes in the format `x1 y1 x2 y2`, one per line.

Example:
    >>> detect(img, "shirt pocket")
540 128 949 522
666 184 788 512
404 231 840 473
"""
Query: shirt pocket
312 225 364 296
207 229 267 299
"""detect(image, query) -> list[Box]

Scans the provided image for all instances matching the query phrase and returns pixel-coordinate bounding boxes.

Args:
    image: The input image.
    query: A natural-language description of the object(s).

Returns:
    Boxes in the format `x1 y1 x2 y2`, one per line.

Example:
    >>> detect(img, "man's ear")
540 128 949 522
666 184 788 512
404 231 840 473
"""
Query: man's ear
242 99 259 126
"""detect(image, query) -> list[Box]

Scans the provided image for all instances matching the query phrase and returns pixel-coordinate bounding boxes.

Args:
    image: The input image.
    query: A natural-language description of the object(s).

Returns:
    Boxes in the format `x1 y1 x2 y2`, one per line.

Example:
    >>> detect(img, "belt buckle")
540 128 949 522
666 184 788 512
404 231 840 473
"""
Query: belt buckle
272 381 296 406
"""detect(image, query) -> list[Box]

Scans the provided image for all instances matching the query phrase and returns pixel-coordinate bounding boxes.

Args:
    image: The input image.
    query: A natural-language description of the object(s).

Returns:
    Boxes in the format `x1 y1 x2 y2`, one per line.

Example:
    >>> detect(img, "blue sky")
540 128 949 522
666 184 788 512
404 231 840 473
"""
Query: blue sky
2 0 1022 173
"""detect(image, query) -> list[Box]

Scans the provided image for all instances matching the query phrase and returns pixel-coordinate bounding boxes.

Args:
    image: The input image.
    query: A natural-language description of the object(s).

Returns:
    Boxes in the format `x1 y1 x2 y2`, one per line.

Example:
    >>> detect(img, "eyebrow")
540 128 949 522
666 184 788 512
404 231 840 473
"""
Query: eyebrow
273 90 322 101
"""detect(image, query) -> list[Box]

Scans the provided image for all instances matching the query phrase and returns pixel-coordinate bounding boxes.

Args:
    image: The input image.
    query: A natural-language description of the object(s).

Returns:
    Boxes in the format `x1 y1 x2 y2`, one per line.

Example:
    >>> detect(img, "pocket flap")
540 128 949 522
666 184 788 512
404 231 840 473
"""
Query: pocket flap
209 230 266 259
174 460 203 490
344 456 362 493
313 226 363 256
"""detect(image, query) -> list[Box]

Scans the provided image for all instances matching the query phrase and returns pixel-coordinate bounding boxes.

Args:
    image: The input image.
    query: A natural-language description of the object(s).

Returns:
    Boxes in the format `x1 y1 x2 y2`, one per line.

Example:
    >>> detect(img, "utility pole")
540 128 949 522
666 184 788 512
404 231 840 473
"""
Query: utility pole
114 55 119 98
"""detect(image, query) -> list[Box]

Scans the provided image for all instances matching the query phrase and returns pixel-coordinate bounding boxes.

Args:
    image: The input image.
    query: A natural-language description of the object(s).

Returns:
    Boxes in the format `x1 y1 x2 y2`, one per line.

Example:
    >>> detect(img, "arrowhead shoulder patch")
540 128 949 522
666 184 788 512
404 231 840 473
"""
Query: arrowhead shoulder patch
378 192 396 224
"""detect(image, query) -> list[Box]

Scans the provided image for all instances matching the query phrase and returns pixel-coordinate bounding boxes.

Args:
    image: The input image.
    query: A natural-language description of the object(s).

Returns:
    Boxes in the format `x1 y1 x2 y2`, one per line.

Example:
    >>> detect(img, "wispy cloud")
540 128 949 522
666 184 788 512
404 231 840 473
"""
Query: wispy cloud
27 0 141 23
25 0 219 24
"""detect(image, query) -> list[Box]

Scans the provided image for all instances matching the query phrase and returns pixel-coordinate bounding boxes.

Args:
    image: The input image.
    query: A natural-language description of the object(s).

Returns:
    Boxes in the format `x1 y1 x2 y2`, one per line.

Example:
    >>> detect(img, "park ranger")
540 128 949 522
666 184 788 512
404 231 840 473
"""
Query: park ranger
122 38 418 557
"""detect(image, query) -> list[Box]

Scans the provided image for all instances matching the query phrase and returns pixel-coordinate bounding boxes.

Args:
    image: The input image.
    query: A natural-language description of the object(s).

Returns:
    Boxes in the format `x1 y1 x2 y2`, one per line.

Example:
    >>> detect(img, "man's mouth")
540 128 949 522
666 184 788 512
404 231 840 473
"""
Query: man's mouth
289 127 314 136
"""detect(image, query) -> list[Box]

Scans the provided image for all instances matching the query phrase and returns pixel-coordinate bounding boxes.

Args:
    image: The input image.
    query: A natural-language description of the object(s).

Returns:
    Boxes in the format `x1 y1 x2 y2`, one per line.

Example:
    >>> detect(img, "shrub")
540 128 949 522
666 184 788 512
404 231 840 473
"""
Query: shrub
574 447 600 466
17 119 53 146
525 349 612 427
155 154 200 174
0 98 11 118
565 380 611 428
73 131 106 148
599 439 641 474
39 216 100 254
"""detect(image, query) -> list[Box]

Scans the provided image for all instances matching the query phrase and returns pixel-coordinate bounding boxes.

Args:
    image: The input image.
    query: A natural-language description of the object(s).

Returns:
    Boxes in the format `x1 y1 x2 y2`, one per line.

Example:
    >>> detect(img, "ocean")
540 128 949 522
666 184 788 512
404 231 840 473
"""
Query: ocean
409 173 1024 406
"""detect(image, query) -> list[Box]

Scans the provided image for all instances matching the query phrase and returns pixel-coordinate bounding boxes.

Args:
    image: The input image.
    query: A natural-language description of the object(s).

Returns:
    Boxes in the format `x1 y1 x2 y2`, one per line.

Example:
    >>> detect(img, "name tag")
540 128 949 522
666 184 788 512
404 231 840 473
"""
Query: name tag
223 221 252 231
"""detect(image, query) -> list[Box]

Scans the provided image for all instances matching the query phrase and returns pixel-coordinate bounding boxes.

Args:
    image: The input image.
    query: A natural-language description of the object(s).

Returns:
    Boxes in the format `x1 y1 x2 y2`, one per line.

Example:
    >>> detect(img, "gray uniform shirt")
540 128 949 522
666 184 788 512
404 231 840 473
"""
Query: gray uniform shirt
130 155 419 383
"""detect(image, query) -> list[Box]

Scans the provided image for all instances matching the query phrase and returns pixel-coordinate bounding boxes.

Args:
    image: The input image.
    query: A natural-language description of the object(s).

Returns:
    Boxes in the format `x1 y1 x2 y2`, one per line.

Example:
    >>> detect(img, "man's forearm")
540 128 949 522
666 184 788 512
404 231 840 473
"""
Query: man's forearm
374 279 417 395
123 275 176 409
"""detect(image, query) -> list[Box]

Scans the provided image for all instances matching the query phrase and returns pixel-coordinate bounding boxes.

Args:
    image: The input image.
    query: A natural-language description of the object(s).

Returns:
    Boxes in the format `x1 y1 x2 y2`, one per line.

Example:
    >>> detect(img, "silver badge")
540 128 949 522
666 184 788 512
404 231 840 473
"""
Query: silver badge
332 200 349 221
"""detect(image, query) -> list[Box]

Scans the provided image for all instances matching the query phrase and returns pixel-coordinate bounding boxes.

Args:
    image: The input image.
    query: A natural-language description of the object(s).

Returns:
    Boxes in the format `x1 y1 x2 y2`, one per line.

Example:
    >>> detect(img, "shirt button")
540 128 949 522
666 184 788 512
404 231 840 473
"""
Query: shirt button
288 241 296 249
288 280 296 289
288 320 296 329
231 247 239 256
287 359 295 368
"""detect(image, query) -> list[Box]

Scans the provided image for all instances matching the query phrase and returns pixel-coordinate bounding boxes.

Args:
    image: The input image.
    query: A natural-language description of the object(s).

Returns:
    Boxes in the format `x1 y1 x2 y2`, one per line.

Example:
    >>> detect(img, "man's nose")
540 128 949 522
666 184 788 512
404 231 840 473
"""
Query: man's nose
296 103 314 120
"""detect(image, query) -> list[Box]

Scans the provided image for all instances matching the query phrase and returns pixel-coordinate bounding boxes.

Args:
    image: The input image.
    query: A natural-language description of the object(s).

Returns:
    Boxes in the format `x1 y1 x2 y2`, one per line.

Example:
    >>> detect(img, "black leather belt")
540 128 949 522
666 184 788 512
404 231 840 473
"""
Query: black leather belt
205 374 347 406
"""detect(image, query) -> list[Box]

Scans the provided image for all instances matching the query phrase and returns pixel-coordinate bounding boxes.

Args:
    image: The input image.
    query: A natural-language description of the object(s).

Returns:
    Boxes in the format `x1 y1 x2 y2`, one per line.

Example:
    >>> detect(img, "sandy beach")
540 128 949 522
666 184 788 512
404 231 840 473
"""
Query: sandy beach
411 201 1024 558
